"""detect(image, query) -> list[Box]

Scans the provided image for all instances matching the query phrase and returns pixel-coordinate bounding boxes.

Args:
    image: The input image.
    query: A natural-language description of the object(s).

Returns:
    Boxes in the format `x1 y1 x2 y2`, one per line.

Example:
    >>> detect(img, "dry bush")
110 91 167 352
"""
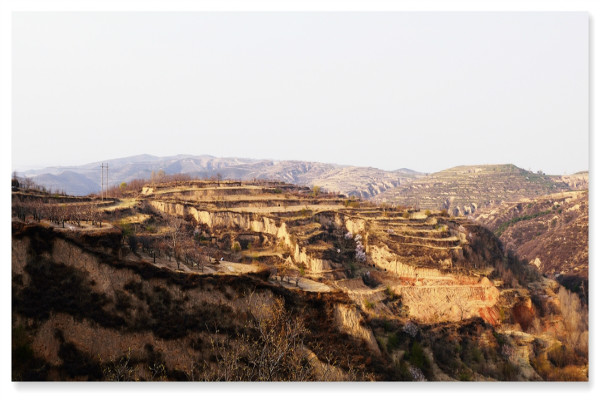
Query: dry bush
193 295 365 381
533 352 587 381
100 349 138 381
198 297 314 381
531 287 589 381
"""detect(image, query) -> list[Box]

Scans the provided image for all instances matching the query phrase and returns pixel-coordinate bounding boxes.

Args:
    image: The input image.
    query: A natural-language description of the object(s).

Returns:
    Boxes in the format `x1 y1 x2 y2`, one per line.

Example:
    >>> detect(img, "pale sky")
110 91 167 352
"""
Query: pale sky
12 12 588 174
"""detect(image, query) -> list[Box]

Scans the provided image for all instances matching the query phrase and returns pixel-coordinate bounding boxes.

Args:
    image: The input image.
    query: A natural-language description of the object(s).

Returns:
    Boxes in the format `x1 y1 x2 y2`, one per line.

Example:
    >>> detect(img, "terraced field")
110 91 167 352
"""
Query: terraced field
138 179 504 324
373 164 572 216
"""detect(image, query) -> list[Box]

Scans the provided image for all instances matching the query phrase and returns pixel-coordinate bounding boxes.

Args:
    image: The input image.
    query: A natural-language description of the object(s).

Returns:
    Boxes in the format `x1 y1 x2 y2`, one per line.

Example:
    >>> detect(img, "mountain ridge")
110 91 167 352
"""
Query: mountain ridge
18 156 587 211
19 154 424 198
373 164 582 215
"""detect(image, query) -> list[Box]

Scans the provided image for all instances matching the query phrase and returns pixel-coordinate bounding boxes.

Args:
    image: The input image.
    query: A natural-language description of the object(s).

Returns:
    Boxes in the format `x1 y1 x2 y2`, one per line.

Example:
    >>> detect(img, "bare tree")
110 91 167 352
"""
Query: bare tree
166 216 185 269
200 297 313 381
558 286 588 356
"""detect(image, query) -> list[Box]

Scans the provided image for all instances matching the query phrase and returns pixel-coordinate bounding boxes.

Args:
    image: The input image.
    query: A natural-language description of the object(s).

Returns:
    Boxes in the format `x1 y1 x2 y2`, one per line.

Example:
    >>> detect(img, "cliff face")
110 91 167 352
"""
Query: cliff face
147 198 505 326
148 200 338 274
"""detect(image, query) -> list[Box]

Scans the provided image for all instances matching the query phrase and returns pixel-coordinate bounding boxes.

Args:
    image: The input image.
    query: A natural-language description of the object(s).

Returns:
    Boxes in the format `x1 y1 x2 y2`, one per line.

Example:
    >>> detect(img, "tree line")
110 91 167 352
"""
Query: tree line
12 198 105 228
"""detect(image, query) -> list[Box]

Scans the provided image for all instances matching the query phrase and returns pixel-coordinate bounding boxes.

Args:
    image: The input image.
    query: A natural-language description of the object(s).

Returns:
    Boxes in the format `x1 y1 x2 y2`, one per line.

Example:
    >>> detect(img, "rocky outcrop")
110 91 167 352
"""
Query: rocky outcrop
333 304 380 355
554 172 588 190
368 244 443 278
390 284 500 324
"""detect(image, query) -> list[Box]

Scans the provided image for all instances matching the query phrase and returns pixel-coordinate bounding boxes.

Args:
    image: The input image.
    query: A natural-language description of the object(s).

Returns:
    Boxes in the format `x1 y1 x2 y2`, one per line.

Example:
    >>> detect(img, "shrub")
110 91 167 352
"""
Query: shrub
469 345 484 364
549 365 587 381
432 341 460 375
300 207 312 217
547 343 579 368
364 300 374 310
531 353 552 379
394 360 412 381
458 369 473 381
128 235 138 253
120 222 133 237
384 285 397 300
347 262 357 278
145 224 157 233
501 361 519 380
231 241 241 252
407 341 430 376
387 333 401 352
495 210 552 237
402 211 410 219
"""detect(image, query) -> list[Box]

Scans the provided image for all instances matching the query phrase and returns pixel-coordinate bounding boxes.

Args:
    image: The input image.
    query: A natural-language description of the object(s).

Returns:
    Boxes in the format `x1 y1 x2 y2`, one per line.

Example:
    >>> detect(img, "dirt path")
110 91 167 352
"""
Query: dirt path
227 204 345 213
50 220 116 232
101 198 139 211
272 276 331 292
218 261 265 274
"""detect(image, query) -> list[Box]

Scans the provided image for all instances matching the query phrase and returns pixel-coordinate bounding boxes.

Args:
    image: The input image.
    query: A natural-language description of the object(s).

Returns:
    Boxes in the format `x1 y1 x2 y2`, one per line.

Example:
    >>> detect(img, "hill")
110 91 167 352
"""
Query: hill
373 164 574 216
12 178 588 381
475 190 588 297
28 171 101 196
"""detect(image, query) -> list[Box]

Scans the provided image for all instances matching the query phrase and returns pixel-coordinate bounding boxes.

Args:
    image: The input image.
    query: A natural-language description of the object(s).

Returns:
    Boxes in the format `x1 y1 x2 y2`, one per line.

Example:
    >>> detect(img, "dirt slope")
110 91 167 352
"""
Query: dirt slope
475 190 588 295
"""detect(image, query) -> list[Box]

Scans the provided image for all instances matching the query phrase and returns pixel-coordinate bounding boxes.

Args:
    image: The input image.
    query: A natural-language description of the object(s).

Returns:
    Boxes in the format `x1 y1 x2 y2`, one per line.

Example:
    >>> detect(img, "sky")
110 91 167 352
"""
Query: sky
12 12 589 174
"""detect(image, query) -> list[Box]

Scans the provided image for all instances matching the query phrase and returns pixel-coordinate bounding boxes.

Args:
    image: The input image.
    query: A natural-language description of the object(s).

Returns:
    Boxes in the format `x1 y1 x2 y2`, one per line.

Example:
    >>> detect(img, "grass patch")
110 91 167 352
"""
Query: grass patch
495 210 552 236
406 341 432 378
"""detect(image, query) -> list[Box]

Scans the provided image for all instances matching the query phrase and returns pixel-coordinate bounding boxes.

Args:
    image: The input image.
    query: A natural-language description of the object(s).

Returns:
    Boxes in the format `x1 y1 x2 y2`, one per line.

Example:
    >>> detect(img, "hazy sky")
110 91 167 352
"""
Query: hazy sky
12 12 588 174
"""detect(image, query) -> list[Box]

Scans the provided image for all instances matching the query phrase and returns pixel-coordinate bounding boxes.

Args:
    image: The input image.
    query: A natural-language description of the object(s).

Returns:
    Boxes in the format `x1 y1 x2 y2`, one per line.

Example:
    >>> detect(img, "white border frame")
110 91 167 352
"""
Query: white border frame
2 2 596 400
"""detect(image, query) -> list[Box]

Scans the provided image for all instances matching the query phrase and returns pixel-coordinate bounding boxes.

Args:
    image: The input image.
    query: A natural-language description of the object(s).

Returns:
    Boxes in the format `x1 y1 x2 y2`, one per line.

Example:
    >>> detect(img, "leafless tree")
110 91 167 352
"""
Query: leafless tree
166 216 185 269
199 297 313 381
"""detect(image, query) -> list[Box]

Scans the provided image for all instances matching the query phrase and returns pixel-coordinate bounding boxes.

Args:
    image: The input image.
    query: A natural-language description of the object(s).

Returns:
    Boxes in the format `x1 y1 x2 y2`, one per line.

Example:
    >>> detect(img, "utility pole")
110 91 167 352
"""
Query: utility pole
100 163 109 200
101 163 104 201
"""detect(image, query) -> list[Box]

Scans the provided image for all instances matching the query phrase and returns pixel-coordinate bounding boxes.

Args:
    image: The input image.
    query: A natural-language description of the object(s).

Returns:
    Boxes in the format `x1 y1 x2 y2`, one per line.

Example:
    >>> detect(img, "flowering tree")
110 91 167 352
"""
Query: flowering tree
354 234 367 263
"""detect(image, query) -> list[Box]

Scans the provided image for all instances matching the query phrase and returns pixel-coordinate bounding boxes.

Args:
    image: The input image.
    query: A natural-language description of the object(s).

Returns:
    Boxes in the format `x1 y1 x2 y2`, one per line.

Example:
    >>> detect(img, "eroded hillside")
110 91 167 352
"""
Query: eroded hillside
373 165 574 216
475 190 588 298
12 179 588 381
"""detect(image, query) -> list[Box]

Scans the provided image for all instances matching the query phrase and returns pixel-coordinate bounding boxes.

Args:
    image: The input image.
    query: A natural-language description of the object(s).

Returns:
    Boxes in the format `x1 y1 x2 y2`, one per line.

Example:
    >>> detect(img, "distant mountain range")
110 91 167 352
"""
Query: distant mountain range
19 155 587 213
18 154 423 197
